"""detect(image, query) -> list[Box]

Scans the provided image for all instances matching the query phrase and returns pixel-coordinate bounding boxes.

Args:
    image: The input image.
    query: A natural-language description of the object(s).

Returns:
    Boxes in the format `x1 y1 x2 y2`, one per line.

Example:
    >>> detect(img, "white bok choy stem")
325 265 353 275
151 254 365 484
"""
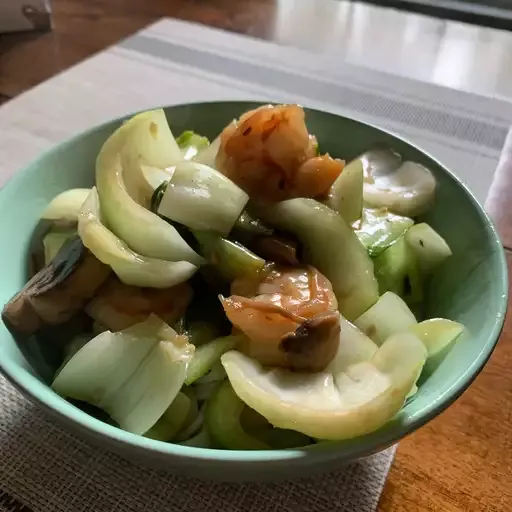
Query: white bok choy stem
222 329 427 440
363 158 436 218
52 315 195 435
157 162 249 236
193 131 224 168
78 188 198 288
96 109 203 265
325 159 364 225
354 291 417 346
41 188 91 222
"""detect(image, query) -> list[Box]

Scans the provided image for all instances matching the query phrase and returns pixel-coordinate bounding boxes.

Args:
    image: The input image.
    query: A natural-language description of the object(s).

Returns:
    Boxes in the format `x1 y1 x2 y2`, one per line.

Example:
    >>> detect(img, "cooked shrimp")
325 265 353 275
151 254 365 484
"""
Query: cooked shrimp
86 277 192 331
215 105 344 202
220 266 340 371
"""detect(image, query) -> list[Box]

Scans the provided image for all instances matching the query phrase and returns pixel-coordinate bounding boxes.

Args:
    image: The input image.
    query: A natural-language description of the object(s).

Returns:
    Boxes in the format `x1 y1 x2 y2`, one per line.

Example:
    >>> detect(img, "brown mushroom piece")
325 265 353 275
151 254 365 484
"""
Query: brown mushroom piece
279 311 341 372
86 276 193 332
2 236 111 336
251 234 300 266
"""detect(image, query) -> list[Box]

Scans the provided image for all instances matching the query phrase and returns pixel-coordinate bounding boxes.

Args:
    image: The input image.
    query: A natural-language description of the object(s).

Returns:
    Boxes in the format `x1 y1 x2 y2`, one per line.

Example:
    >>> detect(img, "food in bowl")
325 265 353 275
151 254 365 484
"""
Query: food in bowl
2 104 464 450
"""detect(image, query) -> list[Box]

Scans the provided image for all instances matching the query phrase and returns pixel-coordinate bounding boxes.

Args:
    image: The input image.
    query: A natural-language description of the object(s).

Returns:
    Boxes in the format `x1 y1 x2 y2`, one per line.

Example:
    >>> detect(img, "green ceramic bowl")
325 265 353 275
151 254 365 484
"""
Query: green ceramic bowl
0 102 507 481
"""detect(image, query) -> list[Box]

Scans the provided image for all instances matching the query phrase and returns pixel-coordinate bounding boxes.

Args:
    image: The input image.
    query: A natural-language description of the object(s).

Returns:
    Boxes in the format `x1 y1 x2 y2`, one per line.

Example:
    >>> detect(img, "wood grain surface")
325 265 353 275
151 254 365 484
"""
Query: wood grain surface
1 0 512 510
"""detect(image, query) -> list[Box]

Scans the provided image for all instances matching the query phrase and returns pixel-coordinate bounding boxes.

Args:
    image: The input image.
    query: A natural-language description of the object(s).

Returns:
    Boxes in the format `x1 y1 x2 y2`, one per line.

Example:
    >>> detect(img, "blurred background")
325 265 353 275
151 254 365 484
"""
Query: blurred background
1 0 512 104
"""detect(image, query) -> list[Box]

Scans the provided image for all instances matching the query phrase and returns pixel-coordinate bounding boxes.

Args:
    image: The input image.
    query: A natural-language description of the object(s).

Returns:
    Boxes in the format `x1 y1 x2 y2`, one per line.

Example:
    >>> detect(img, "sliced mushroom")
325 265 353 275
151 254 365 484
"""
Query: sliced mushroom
86 276 193 332
2 236 111 336
251 234 300 266
279 311 341 372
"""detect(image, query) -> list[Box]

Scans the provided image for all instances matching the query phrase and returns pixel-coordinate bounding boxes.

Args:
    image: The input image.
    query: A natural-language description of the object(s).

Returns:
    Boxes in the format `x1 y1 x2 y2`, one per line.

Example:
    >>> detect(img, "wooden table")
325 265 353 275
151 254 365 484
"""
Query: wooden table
1 1 511 510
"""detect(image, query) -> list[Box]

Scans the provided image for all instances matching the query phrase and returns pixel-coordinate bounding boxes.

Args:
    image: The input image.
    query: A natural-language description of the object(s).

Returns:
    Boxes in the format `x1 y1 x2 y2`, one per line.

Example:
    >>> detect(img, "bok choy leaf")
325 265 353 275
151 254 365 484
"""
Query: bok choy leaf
52 315 195 435
354 208 414 257
177 131 210 160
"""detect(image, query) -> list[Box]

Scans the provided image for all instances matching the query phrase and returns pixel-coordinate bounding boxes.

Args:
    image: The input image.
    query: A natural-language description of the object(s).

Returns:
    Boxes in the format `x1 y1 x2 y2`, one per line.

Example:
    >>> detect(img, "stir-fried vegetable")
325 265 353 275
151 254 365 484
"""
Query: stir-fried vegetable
7 104 466 450
41 188 91 222
177 130 210 160
53 315 195 434
192 231 265 281
410 318 464 376
157 162 249 236
255 198 379 320
233 211 274 237
355 208 414 257
206 380 270 450
193 131 223 168
96 109 203 264
144 392 192 442
185 335 241 385
222 331 427 440
325 159 363 225
405 223 452 275
78 188 198 288
373 236 423 306
354 291 417 345
362 148 436 217
43 229 77 265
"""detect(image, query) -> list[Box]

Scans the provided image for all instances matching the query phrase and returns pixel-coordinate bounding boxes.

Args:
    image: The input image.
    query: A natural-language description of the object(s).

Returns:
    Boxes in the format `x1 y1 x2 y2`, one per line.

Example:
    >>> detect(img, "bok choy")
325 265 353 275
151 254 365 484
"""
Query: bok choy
157 161 249 236
52 315 195 434
177 131 210 160
354 208 414 257
96 109 203 265
78 188 198 288
222 331 427 440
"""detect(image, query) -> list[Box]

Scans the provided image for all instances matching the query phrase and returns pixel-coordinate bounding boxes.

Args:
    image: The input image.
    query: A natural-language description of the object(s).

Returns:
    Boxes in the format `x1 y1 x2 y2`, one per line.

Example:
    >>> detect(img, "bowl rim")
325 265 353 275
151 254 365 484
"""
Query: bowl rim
0 100 508 465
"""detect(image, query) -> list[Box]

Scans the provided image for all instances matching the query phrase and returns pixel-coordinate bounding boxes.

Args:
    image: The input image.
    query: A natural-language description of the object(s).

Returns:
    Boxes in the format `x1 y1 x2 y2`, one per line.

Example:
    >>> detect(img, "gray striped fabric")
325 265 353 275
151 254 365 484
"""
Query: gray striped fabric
0 16 510 512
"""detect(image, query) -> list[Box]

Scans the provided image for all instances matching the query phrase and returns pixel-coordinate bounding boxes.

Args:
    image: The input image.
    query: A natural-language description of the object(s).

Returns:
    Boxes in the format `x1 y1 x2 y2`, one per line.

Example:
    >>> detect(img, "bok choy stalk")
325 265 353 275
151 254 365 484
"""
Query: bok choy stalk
233 211 273 237
192 231 265 281
180 428 214 448
144 392 191 442
373 236 423 305
362 147 436 217
41 188 91 222
43 229 77 265
404 223 452 275
78 188 198 288
354 208 414 257
52 315 195 435
185 335 241 385
205 380 270 450
177 131 210 160
96 109 203 265
222 331 427 440
325 159 363 225
254 198 379 321
157 162 249 236
193 130 224 168
409 318 464 376
354 291 417 345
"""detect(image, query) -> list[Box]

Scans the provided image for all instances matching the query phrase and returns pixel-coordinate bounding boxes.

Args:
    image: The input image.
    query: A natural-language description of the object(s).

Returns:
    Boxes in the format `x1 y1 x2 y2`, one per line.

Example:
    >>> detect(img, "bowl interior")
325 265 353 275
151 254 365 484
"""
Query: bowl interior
0 101 507 466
